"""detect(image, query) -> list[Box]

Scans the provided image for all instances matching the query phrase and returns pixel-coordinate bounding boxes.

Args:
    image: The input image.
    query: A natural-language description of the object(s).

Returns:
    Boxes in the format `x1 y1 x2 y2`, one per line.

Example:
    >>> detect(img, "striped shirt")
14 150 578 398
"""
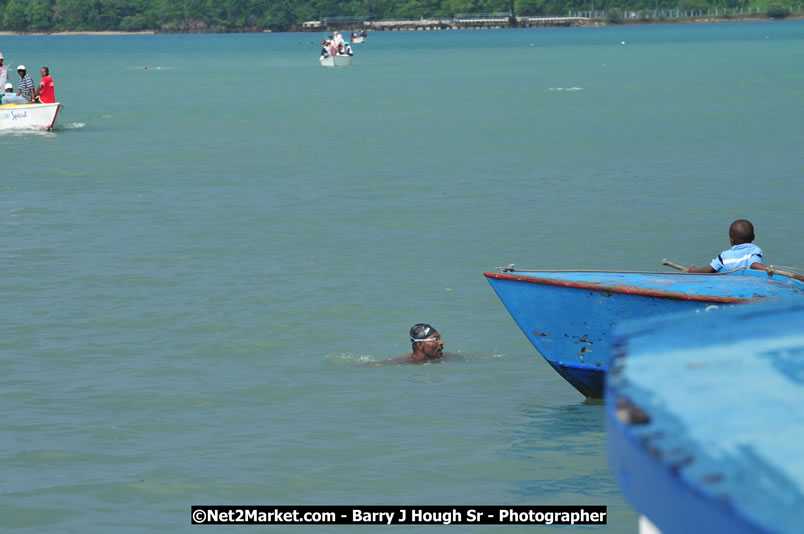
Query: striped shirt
18 74 34 102
710 243 763 272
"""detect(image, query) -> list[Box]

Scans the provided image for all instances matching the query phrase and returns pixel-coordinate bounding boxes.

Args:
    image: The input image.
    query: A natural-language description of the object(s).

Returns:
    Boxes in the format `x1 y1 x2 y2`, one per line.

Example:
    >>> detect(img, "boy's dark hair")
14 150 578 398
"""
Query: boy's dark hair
729 219 755 245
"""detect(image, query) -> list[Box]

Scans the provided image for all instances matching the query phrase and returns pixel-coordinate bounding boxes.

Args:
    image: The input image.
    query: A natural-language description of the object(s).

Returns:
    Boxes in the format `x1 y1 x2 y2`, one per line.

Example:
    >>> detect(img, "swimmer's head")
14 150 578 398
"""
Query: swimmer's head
410 323 436 343
410 323 444 360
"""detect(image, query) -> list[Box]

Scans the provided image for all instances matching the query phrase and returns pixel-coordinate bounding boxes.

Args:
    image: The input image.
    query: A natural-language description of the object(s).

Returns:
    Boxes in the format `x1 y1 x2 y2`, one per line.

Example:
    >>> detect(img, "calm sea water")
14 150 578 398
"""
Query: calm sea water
2 21 803 532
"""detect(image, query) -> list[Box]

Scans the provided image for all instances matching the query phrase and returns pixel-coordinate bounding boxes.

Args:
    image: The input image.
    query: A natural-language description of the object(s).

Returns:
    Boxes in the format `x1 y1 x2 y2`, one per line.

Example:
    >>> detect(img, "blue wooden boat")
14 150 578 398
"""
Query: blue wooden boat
606 297 804 534
484 267 803 398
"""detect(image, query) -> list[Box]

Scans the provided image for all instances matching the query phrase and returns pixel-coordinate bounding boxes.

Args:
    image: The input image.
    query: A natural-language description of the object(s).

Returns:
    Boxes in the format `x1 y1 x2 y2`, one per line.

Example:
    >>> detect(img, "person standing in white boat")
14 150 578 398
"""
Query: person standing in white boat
325 36 337 58
0 52 8 90
688 219 767 273
332 31 344 51
15 65 36 103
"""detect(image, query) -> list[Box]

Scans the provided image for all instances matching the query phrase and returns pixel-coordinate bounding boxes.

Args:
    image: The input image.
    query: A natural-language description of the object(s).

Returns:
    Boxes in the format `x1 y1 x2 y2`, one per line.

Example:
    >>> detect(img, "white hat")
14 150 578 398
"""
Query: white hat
4 82 12 91
17 64 26 71
0 52 4 59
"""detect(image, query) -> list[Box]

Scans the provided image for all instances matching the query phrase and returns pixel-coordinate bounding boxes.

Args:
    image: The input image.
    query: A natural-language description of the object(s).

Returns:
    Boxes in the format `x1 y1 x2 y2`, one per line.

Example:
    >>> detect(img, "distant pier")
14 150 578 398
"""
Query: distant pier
302 15 591 32
301 8 798 32
366 16 590 30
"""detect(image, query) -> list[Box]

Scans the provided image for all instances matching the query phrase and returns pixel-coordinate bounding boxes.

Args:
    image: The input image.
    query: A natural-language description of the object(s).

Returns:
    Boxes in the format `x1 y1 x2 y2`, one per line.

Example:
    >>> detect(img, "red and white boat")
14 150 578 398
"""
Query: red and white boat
0 102 62 130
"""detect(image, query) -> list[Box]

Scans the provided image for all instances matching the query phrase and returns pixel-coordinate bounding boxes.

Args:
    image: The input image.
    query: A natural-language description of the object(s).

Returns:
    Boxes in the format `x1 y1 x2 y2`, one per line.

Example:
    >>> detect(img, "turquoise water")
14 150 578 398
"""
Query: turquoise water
2 21 803 532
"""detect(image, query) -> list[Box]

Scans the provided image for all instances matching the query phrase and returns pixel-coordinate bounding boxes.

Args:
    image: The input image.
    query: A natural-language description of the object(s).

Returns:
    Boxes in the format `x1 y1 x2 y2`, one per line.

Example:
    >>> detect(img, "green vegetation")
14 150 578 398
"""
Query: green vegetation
0 0 799 32
606 7 624 22
767 1 791 15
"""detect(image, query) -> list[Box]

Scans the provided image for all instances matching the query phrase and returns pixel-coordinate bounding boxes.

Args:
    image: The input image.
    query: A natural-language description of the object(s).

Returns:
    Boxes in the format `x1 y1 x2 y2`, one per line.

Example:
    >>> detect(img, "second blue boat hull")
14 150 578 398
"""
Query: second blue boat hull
606 297 804 534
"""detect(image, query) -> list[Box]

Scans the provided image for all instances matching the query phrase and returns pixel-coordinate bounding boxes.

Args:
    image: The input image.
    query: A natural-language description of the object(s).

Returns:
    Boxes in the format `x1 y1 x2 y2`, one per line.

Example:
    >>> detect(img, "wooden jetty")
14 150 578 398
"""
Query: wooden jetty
302 15 589 32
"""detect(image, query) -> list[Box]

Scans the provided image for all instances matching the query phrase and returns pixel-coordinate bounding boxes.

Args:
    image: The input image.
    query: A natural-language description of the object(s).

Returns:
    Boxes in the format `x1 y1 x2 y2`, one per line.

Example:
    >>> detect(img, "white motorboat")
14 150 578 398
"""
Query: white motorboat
320 55 351 68
350 31 367 43
0 102 62 130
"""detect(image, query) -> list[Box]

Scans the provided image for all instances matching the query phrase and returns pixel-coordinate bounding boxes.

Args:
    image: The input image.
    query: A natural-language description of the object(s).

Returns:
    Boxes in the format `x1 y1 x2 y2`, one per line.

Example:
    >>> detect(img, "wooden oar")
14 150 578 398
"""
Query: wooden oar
767 266 804 283
662 258 804 282
661 259 689 272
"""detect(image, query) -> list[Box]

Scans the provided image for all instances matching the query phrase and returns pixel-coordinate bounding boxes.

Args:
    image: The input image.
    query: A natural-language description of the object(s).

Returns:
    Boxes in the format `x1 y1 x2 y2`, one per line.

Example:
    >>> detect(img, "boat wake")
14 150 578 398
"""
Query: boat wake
549 87 584 91
327 353 378 365
0 126 57 137
1 121 85 135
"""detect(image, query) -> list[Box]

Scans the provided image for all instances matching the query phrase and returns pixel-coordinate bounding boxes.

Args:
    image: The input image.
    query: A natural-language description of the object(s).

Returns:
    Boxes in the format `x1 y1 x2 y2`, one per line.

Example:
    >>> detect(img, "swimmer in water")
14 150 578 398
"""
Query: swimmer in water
373 323 453 365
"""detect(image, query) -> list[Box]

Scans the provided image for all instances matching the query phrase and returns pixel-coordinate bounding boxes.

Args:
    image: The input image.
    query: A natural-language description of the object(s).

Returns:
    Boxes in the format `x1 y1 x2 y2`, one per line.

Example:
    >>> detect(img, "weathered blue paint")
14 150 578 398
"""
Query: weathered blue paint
606 297 804 534
484 268 803 397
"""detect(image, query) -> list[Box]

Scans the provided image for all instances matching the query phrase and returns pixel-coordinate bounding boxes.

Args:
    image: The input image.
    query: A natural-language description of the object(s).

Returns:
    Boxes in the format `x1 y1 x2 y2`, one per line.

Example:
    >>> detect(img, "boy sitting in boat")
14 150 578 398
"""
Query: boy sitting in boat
689 219 766 273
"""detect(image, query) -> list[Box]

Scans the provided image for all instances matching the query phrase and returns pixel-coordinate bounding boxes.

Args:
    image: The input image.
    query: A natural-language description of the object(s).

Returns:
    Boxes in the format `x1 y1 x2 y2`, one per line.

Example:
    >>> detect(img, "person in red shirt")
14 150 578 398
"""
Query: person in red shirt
36 66 55 103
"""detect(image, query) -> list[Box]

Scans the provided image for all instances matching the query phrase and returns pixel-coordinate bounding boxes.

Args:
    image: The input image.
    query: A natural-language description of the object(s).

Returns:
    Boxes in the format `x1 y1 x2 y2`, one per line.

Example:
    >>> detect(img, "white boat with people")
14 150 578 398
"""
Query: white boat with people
319 31 353 68
350 30 367 43
320 55 351 68
0 60 60 130
0 102 62 130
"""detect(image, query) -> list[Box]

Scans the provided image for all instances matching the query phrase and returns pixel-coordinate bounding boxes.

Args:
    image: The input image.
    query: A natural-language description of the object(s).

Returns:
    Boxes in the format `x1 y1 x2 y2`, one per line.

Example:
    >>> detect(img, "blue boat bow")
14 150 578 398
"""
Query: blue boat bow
484 267 803 398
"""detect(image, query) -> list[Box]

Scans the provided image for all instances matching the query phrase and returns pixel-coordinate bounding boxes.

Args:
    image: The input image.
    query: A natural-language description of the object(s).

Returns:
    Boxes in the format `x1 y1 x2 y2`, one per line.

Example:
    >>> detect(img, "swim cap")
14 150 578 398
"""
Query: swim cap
410 323 436 342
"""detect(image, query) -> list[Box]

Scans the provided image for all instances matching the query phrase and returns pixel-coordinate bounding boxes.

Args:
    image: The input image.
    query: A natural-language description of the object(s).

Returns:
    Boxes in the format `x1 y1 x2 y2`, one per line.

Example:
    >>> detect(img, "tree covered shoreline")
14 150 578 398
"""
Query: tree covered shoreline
0 0 799 33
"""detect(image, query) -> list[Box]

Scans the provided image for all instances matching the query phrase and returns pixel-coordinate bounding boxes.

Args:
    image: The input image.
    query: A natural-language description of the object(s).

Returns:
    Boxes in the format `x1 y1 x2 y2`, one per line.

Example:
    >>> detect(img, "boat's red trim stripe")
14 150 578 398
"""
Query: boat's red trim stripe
483 272 755 303
47 104 60 129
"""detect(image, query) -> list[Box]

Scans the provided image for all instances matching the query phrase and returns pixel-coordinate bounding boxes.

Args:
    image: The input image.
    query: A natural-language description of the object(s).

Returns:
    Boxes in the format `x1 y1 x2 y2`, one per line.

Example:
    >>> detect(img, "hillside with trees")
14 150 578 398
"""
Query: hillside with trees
0 0 798 32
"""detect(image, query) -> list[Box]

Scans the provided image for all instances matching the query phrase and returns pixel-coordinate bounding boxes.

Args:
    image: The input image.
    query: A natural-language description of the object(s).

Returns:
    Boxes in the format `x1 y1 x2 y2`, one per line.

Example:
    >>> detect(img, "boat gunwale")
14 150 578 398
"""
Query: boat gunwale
483 270 773 304
0 101 61 110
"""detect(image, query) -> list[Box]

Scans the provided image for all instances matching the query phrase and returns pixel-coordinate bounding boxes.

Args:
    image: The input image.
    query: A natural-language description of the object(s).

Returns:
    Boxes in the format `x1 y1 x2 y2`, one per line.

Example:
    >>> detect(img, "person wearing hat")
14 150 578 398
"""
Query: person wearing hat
0 52 7 90
1 82 14 105
2 81 27 105
371 323 453 365
15 65 36 103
